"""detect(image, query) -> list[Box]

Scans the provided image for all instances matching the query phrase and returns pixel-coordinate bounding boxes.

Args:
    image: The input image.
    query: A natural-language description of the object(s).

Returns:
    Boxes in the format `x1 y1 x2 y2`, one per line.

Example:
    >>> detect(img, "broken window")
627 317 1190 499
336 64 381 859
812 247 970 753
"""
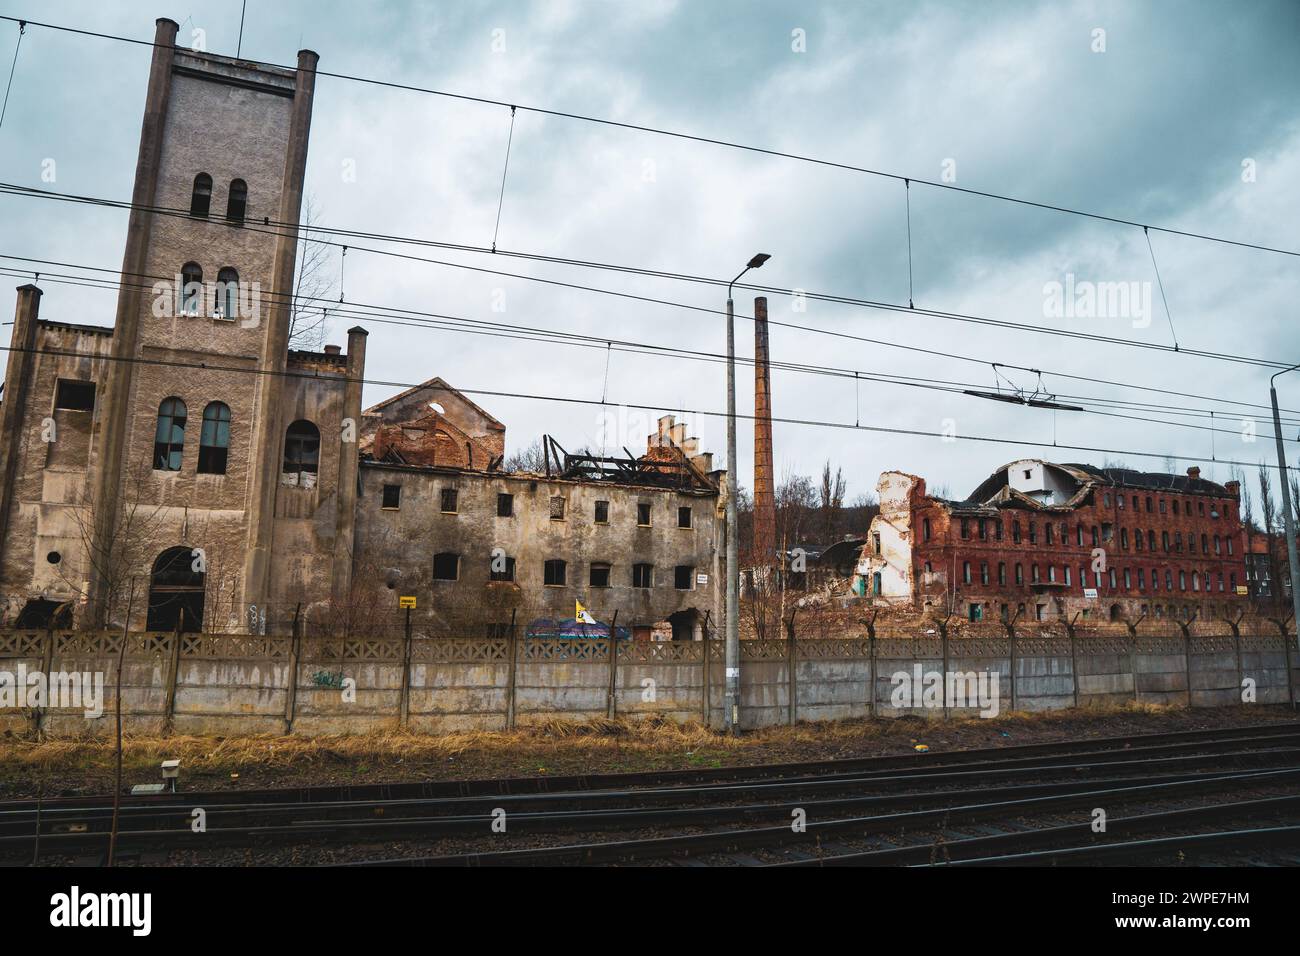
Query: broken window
998 562 1006 585
282 420 319 487
197 401 230 475
968 603 982 622
872 532 881 555
441 488 458 513
490 555 516 582
594 500 609 523
980 562 989 585
960 519 970 540
382 484 401 509
674 566 693 590
632 563 653 588
153 397 187 471
550 496 566 520
433 552 459 581
589 562 610 588
678 506 692 529
544 559 567 586
54 379 95 411
922 518 931 541
180 262 203 315
214 267 238 320
637 502 651 526
497 492 513 517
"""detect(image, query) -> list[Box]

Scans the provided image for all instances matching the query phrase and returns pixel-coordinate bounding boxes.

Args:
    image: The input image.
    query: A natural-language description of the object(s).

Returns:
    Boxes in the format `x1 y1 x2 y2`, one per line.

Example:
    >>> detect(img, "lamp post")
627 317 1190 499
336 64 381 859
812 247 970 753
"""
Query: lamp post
724 253 770 734
1269 363 1300 654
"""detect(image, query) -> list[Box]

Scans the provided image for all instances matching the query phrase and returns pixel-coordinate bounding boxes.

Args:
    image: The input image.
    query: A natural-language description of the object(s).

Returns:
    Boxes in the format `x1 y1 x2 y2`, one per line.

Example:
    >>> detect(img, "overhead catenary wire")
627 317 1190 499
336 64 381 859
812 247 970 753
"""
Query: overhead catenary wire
3 260 1297 446
4 248 1300 428
1145 226 1180 352
0 19 24 133
3 182 1298 377
492 105 516 253
2 12 1298 261
1 337 1292 473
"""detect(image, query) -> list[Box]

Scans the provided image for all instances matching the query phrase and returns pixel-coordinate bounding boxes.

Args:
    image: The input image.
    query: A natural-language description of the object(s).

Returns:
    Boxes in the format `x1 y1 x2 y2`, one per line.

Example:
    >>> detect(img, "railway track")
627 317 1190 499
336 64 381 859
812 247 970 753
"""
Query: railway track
5 722 1300 865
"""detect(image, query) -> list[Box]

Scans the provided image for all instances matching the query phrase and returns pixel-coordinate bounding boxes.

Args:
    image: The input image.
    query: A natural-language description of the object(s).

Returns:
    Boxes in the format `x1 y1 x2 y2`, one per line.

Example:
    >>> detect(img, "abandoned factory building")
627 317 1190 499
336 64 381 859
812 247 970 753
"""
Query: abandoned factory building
858 459 1250 624
0 20 724 639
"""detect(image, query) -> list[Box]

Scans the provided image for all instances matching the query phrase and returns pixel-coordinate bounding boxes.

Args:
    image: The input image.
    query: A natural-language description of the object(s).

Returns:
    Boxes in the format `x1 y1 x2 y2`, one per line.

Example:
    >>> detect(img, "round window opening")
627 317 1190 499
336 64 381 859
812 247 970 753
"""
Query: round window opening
46 551 61 565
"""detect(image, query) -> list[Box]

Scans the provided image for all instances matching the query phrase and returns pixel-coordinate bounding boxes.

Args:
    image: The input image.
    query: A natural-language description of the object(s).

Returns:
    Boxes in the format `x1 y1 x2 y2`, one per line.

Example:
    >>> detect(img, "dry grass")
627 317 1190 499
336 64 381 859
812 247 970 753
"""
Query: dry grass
0 701 1283 798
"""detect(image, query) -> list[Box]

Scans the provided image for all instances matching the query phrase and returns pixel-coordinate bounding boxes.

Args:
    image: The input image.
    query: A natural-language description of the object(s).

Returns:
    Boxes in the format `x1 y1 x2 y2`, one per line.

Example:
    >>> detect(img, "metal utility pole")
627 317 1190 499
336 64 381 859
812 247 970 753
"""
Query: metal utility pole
724 253 770 734
1269 363 1300 651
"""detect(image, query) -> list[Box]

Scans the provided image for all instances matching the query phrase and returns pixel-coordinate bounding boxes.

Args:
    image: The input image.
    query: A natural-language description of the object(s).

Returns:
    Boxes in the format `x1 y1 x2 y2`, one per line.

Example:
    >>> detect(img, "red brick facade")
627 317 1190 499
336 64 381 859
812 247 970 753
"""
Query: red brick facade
873 462 1249 624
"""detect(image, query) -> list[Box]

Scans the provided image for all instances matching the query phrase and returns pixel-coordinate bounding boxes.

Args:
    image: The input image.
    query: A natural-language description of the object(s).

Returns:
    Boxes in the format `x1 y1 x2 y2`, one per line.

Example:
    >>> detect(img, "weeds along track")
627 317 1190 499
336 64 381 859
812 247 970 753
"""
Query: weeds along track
5 723 1300 865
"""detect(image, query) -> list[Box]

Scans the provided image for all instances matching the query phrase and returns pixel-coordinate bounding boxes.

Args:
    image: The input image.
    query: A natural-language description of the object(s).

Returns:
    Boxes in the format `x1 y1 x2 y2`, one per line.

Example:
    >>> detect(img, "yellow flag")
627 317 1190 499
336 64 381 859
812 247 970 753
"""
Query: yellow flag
575 600 596 625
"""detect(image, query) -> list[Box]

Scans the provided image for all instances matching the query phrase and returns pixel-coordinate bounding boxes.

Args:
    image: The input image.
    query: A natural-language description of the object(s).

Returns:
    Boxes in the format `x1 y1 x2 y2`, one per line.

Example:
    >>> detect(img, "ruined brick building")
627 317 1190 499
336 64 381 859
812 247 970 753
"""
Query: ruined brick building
0 19 723 640
858 459 1250 624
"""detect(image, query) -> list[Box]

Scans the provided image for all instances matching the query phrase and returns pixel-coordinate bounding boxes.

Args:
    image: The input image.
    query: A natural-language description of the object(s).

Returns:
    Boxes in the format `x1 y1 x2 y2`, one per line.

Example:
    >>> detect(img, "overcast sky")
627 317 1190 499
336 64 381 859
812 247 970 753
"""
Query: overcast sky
2 0 1298 510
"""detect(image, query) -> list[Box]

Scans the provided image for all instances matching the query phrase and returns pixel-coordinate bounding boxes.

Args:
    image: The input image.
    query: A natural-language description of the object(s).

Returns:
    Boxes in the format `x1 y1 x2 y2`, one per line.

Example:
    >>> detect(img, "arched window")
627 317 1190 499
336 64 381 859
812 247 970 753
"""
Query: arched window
226 178 247 223
147 546 205 632
153 397 187 471
180 262 203 315
198 402 231 474
190 173 212 217
282 419 320 487
215 267 239 320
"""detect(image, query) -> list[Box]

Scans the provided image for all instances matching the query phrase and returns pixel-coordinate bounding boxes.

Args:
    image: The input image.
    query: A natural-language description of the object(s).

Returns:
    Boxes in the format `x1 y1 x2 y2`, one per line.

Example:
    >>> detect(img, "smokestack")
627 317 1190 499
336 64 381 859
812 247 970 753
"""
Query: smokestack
753 296 776 566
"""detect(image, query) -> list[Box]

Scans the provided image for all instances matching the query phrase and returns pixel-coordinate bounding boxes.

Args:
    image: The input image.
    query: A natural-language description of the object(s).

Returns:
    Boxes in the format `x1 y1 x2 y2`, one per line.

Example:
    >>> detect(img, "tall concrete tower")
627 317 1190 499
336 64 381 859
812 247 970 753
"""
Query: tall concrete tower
753 296 776 567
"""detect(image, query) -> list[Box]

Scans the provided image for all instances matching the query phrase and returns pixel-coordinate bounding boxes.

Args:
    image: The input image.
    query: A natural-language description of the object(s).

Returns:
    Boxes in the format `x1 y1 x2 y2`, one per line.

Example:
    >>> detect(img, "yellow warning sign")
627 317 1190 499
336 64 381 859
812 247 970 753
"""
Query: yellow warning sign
399 596 417 608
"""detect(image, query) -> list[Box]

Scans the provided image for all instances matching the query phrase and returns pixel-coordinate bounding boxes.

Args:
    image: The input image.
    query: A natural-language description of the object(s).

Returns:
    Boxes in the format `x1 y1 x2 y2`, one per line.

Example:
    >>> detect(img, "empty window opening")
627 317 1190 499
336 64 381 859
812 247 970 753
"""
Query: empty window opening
637 502 651 526
282 419 320 486
54 379 95 411
497 492 514 517
589 562 611 588
544 559 567 586
632 563 654 588
594 500 609 523
441 488 459 513
490 555 516 582
678 506 692 529
432 552 460 581
382 484 401 509
674 565 694 590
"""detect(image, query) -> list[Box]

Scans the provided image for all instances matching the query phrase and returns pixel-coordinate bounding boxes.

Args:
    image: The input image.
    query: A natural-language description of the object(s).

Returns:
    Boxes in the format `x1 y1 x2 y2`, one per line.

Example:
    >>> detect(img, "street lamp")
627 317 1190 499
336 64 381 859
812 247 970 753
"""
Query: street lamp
1269 363 1300 652
724 252 770 735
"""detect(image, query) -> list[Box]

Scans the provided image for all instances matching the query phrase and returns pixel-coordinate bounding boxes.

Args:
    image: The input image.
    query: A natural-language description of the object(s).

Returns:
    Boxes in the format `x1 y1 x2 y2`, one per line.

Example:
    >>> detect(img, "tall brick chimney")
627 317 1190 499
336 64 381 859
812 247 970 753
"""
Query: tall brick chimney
753 296 776 567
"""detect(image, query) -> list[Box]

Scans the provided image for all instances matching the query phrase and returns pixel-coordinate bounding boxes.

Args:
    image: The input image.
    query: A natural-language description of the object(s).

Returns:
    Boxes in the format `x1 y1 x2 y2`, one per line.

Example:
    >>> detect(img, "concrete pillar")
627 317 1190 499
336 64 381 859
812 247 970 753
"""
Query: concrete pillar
0 285 43 567
86 18 179 624
330 325 368 602
753 296 776 567
242 49 320 620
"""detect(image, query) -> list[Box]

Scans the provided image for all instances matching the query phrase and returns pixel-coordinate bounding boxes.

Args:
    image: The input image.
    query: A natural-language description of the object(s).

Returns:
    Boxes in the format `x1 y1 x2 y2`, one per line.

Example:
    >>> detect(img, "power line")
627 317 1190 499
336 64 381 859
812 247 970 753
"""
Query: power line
3 182 1298 376
5 260 1299 448
3 12 1298 260
5 247 1300 426
1 338 1291 473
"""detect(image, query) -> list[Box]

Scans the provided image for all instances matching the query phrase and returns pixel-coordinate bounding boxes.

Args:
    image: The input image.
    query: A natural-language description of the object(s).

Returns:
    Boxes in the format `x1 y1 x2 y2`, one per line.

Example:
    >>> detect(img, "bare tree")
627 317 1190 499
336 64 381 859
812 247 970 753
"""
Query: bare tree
819 460 846 541
503 438 548 473
1258 464 1284 609
288 195 338 351
58 463 168 629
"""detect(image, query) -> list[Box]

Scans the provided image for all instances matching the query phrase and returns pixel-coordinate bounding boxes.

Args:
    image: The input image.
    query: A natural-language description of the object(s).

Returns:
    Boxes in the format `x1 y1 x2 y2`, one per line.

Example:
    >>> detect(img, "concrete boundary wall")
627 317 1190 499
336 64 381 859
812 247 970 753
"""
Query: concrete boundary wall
0 625 1295 736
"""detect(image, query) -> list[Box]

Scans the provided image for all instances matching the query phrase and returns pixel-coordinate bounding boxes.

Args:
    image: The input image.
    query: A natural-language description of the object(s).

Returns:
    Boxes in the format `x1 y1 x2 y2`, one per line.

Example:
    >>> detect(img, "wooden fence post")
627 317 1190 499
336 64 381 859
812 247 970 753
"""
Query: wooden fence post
700 611 711 728
605 611 619 720
785 610 798 726
283 612 302 734
399 606 413 730
162 612 184 735
506 609 518 730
